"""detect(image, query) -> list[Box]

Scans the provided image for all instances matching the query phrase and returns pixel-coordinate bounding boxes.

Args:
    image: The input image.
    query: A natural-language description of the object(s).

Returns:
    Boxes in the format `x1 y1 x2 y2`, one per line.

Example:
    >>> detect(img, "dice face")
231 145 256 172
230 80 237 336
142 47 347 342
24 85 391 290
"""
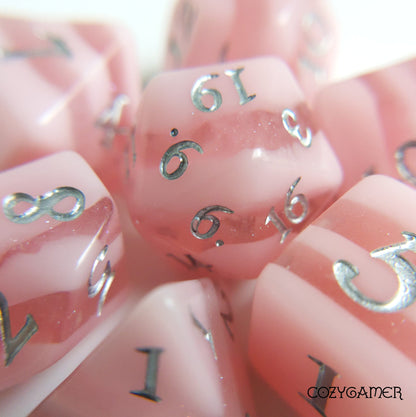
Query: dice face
313 57 416 195
0 16 140 193
166 0 236 69
0 152 129 390
249 175 416 417
31 279 256 417
127 57 342 279
165 0 336 96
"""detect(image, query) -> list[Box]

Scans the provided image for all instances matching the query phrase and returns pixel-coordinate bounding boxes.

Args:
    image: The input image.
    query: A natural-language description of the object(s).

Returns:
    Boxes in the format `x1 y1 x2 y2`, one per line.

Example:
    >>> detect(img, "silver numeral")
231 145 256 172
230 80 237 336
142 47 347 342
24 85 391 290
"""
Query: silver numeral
265 177 309 242
88 245 115 317
395 140 416 186
130 347 164 402
2 186 85 224
300 12 333 79
160 140 203 180
191 205 234 240
0 292 38 366
191 74 222 112
96 94 131 147
282 108 312 148
0 34 71 60
333 231 416 313
191 311 217 360
191 67 255 112
224 68 256 105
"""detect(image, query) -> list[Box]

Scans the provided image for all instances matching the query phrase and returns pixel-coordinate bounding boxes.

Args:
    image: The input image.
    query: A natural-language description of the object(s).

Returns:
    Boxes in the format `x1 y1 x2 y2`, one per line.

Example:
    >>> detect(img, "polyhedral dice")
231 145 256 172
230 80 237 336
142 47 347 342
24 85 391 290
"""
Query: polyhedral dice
166 0 337 96
0 16 140 193
313 57 416 195
30 279 256 417
249 175 416 417
0 152 129 391
127 56 343 280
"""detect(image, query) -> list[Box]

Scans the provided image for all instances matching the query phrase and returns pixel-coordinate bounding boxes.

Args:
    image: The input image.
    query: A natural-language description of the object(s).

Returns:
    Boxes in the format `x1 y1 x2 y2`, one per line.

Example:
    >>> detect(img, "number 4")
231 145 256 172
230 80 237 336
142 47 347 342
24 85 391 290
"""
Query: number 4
0 292 38 366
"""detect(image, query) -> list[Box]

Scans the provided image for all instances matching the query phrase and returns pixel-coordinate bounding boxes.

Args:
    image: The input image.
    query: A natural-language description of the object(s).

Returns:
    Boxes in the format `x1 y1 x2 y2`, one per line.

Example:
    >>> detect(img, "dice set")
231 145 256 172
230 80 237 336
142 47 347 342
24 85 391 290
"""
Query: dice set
0 2 416 416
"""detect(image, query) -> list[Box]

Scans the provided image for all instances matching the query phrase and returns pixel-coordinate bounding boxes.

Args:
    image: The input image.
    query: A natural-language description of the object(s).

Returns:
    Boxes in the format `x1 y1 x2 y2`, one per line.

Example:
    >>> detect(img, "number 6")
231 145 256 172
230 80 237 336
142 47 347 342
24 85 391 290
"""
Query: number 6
191 205 234 239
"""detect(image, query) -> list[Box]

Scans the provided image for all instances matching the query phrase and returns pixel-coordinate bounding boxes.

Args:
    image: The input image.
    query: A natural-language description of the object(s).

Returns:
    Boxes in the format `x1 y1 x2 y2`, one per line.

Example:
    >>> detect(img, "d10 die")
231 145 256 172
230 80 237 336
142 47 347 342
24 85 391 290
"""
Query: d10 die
127 57 342 280
0 16 140 193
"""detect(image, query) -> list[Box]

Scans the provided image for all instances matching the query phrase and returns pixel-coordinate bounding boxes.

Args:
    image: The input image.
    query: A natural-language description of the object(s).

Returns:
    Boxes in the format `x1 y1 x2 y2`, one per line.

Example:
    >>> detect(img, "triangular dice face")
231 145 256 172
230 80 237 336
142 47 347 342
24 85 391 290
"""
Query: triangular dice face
31 279 256 417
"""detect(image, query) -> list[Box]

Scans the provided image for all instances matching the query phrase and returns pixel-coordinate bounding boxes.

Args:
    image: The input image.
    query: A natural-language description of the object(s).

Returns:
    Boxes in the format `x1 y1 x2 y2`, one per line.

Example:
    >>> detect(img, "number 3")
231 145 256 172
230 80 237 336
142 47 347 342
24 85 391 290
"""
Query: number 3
333 231 416 313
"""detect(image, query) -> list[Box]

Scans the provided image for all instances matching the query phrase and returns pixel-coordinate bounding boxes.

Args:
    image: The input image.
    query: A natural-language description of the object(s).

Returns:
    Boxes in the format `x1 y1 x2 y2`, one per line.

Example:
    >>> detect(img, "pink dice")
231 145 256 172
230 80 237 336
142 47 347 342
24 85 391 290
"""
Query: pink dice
0 16 140 193
31 279 255 417
166 0 337 96
313 57 416 195
0 152 129 390
127 57 342 280
249 175 416 417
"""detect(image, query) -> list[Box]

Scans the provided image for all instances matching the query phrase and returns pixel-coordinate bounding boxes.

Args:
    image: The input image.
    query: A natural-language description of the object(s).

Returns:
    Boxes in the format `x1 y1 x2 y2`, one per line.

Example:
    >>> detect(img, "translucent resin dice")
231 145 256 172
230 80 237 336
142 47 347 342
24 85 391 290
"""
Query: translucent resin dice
31 279 255 417
249 175 416 417
0 16 140 193
313 57 416 195
166 0 336 96
127 57 342 279
0 152 128 390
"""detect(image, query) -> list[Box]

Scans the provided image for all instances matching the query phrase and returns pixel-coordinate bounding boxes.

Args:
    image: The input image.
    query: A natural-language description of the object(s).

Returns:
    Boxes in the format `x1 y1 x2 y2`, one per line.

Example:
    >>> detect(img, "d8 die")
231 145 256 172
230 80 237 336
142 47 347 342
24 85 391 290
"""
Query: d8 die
127 57 342 280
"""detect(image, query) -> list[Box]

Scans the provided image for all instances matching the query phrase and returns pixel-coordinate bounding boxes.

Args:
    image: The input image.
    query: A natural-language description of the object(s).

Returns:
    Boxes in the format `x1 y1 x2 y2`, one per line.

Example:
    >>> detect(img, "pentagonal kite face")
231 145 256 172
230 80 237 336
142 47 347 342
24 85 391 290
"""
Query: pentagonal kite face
127 56 342 279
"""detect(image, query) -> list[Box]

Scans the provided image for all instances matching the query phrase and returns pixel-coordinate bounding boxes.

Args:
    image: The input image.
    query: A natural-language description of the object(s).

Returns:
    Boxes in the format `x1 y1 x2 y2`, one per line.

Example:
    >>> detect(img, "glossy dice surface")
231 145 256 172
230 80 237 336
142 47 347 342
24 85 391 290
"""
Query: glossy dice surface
0 152 128 390
127 57 342 279
313 57 416 195
0 16 140 193
31 279 256 417
249 175 416 417
166 0 336 96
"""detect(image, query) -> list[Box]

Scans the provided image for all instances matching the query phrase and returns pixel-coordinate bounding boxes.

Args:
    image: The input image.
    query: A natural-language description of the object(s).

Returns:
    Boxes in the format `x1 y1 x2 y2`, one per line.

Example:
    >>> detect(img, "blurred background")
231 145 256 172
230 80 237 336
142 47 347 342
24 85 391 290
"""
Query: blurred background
1 0 416 83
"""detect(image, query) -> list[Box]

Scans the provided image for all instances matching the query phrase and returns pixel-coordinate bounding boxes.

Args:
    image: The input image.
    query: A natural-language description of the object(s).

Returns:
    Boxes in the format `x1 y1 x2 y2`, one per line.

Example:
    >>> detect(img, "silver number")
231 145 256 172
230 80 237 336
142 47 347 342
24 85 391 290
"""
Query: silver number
2 186 85 224
160 140 203 180
333 231 416 312
96 94 131 147
130 347 164 402
0 34 71 60
224 68 256 105
265 177 308 242
395 140 416 186
282 108 312 148
191 205 234 240
190 311 217 359
284 177 308 224
191 74 222 112
299 355 338 417
191 67 255 112
299 12 333 79
0 292 38 366
265 207 291 244
88 245 115 317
